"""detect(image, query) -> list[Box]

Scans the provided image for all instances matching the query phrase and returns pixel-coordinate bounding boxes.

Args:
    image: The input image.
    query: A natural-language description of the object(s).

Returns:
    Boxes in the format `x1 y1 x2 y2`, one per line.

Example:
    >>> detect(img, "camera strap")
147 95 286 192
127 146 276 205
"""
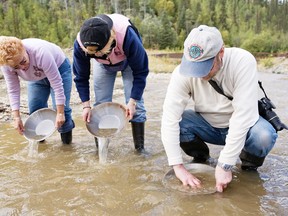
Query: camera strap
208 80 267 101
209 80 288 131
208 80 233 100
258 81 269 98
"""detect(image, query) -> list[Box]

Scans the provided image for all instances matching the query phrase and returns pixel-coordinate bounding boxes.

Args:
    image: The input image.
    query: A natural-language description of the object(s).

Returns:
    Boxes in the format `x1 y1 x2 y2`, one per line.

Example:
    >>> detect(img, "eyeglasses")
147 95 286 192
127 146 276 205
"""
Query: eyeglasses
209 57 217 72
86 40 116 57
13 56 27 69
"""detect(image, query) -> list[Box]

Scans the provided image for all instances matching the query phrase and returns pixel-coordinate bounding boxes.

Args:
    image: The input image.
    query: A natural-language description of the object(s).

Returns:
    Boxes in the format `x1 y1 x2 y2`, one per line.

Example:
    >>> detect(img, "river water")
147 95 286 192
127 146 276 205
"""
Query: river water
0 72 287 215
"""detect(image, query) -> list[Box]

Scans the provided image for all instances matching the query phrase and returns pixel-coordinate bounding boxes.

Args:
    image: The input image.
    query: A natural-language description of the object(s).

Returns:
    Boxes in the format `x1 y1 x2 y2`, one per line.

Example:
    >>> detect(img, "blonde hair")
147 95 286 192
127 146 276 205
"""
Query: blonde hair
100 29 116 55
0 36 24 66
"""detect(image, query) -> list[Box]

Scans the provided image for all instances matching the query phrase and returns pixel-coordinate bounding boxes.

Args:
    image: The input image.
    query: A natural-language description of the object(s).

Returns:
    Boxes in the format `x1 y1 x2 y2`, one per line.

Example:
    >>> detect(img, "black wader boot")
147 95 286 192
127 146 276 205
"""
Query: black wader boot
239 150 265 171
131 122 145 153
180 137 210 163
60 120 74 144
94 137 99 149
61 130 72 144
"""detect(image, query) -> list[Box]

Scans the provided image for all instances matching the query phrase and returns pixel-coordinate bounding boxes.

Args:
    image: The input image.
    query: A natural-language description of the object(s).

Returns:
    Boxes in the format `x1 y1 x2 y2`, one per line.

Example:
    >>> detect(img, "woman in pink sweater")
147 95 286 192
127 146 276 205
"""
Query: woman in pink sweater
0 36 74 144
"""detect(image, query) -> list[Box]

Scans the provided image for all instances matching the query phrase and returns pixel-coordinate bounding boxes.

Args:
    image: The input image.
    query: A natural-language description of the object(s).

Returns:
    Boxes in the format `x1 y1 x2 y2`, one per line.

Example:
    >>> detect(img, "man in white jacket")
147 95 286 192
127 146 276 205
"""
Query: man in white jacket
161 25 278 192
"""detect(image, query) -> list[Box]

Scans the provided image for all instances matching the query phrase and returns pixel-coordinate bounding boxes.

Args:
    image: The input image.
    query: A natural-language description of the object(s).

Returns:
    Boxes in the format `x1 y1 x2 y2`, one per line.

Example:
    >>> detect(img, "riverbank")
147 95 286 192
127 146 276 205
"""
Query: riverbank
0 56 287 122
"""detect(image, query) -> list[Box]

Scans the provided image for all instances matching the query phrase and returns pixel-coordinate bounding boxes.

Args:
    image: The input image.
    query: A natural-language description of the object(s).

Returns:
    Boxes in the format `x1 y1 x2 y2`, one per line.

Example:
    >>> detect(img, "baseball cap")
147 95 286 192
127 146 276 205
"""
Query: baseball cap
80 14 113 51
180 25 223 77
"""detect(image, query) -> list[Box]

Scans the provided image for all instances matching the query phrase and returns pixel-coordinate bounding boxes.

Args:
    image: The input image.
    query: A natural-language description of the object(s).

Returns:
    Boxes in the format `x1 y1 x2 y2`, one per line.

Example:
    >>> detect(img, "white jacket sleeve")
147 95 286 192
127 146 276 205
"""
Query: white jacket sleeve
161 66 192 166
218 51 259 165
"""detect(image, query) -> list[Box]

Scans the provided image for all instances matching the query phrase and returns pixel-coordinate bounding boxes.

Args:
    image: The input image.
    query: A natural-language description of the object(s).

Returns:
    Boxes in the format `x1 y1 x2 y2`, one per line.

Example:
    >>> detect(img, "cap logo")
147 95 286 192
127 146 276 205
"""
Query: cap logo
188 45 203 59
84 42 100 46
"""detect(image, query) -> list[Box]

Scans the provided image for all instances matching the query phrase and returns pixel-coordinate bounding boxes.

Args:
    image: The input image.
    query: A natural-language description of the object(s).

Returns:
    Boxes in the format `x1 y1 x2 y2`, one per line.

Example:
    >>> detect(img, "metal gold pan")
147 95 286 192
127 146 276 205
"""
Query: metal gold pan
23 108 57 141
86 102 128 138
162 163 217 195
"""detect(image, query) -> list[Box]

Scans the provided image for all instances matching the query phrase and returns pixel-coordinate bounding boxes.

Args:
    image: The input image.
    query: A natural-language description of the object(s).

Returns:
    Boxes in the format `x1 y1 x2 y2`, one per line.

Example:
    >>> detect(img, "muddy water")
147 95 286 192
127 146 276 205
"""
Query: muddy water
0 72 287 215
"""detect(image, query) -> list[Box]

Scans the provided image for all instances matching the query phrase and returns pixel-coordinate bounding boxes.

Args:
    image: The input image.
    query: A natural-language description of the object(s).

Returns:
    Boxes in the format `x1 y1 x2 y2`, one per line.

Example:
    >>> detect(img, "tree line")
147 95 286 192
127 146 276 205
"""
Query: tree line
0 0 288 54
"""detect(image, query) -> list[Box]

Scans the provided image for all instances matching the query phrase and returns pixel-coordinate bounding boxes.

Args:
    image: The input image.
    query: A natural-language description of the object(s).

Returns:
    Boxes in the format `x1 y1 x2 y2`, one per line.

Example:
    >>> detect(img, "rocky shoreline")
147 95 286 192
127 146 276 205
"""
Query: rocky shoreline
0 56 287 123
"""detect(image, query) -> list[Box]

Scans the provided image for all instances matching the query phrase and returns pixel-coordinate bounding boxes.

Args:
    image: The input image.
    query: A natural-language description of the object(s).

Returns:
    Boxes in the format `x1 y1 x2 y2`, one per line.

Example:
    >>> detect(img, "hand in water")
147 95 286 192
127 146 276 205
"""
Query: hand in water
14 117 25 135
173 164 202 188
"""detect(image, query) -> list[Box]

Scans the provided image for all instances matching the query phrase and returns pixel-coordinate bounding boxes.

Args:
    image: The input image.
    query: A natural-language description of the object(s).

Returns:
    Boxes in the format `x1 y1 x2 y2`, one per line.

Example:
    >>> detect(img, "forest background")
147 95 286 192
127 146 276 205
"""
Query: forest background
0 0 288 56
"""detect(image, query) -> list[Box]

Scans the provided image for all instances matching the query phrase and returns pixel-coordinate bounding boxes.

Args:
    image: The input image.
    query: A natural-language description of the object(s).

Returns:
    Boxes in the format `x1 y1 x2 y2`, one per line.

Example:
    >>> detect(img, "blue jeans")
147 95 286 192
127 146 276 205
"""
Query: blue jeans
27 58 74 133
92 61 146 123
179 110 278 158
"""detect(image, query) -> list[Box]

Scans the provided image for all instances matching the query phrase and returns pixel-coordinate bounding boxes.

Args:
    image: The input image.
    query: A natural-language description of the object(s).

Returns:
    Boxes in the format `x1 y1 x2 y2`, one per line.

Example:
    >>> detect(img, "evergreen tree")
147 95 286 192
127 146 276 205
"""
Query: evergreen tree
158 12 177 49
0 0 287 52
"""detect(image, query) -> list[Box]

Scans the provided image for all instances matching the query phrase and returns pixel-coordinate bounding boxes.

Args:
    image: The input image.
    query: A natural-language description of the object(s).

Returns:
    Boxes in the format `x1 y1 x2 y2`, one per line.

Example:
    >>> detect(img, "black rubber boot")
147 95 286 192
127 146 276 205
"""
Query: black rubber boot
239 150 265 171
131 122 145 153
94 137 99 149
180 137 210 163
60 130 72 144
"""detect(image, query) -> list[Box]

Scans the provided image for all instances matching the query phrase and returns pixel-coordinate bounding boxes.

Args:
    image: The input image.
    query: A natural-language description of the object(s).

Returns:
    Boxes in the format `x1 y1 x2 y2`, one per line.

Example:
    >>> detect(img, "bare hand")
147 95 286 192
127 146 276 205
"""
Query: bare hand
55 113 65 129
173 164 202 188
82 107 92 122
215 165 232 192
13 117 24 135
126 100 136 120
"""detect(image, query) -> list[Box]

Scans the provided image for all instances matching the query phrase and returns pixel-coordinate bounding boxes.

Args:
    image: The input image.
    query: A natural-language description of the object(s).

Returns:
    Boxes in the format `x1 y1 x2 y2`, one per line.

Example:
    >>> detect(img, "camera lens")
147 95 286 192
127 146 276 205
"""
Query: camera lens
258 98 287 131
267 110 287 131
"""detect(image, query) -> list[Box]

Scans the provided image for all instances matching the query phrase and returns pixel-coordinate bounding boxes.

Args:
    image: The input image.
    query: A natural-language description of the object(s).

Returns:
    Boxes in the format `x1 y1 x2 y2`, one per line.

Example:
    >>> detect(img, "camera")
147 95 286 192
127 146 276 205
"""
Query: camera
258 97 288 131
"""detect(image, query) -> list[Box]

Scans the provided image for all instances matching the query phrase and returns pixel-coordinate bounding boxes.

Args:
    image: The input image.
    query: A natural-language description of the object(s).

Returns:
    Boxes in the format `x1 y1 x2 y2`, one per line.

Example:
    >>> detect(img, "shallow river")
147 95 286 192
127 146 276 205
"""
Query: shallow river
0 72 287 215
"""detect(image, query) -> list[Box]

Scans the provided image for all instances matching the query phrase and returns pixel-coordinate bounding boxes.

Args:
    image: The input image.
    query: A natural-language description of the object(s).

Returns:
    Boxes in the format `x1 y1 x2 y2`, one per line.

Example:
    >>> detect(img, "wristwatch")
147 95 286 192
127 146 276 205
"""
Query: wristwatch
217 162 234 171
